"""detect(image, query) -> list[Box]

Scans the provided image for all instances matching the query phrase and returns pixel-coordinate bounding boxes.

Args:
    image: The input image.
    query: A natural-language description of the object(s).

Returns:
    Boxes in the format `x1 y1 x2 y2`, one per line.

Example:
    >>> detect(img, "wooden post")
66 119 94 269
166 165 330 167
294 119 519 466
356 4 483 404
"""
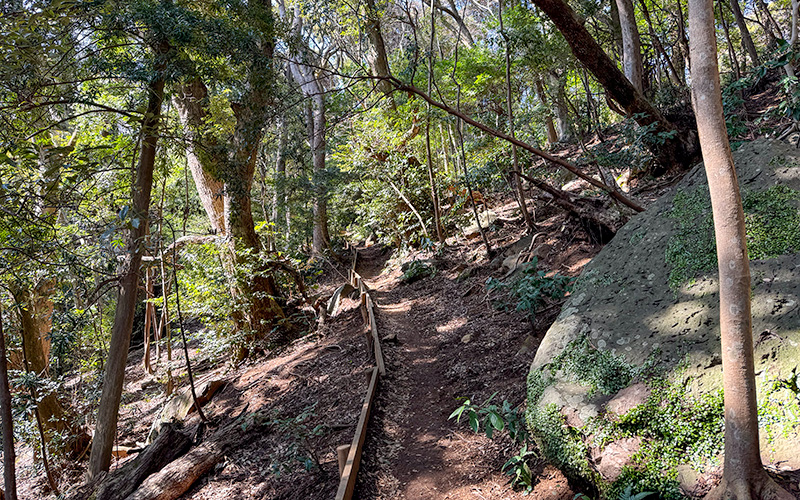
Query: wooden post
337 445 350 477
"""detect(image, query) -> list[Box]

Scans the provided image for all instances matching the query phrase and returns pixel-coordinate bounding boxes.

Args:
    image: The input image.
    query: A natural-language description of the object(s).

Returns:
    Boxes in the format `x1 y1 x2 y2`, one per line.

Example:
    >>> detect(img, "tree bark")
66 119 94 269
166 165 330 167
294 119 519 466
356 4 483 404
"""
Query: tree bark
499 0 535 230
0 307 18 500
174 76 286 345
426 0 445 243
688 1 793 498
719 0 742 80
87 44 168 481
536 78 559 145
530 0 698 173
10 287 70 436
272 113 288 248
615 0 644 92
729 0 761 66
364 0 396 105
548 72 572 143
285 6 331 255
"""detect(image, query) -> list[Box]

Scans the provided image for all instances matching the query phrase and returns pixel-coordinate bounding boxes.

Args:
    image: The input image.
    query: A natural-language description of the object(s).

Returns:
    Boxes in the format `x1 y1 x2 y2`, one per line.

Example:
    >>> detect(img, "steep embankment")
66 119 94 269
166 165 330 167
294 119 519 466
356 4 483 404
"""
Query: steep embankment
528 138 800 498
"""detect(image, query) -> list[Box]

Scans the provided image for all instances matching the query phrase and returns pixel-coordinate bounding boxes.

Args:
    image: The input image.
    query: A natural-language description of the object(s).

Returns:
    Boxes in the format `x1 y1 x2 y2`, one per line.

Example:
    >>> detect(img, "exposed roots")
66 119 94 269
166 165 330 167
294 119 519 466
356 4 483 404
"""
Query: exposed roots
705 472 795 500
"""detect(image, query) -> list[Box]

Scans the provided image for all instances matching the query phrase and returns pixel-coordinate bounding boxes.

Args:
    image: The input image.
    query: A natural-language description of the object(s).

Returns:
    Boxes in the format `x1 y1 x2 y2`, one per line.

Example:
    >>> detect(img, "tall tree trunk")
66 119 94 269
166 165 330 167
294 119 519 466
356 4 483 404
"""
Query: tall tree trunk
674 0 690 80
548 72 572 142
308 95 331 254
719 0 743 80
688 2 793 499
536 78 559 145
174 77 285 344
729 0 761 66
0 307 18 500
87 44 168 481
285 5 331 255
530 0 698 173
609 0 624 62
499 0 534 230
9 287 69 436
273 113 288 248
615 0 644 92
426 0 445 243
364 0 396 106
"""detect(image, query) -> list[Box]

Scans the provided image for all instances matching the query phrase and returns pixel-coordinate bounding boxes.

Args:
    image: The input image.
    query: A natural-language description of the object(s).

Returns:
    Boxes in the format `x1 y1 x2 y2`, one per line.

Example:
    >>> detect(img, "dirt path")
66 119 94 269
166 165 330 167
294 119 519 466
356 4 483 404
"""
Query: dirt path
353 245 547 500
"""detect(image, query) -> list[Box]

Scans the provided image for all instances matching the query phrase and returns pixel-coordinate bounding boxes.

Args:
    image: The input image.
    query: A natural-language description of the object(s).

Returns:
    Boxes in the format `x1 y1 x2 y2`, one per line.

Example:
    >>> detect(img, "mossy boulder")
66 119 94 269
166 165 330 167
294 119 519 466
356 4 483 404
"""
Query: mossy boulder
528 139 800 497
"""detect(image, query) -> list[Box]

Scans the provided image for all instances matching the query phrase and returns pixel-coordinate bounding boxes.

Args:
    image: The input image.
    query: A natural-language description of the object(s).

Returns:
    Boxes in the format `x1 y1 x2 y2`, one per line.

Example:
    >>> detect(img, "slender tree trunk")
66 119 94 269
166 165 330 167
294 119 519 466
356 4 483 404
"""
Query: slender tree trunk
609 0 624 62
674 0 690 79
88 45 168 480
273 113 288 246
615 0 644 92
719 0 743 80
9 287 69 437
308 94 331 253
364 0 396 106
0 307 18 500
530 0 697 173
424 0 445 243
548 72 572 142
688 2 793 498
499 0 534 230
729 0 761 66
639 0 683 86
536 79 559 145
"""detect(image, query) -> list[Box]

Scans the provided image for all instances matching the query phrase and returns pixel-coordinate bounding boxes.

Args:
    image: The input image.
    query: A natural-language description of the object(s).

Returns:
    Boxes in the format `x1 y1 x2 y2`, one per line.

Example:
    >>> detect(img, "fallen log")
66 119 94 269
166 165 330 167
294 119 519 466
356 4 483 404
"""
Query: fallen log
96 424 192 500
65 424 191 500
124 421 247 500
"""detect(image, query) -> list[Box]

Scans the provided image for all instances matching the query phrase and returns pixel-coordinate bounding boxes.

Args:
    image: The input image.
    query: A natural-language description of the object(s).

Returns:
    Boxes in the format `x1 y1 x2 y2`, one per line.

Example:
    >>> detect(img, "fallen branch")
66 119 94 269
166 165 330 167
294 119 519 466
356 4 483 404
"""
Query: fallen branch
388 78 645 212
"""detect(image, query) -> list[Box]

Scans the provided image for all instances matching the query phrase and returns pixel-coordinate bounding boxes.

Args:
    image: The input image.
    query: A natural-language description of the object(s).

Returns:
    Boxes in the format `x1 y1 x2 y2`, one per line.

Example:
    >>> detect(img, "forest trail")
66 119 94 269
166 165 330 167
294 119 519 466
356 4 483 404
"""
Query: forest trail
352 245 548 500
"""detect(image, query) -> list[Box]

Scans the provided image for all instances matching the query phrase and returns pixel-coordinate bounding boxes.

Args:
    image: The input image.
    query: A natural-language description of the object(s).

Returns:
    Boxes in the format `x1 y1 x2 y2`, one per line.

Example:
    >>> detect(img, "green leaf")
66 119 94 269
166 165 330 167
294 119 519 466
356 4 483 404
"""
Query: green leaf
468 412 479 433
489 411 504 431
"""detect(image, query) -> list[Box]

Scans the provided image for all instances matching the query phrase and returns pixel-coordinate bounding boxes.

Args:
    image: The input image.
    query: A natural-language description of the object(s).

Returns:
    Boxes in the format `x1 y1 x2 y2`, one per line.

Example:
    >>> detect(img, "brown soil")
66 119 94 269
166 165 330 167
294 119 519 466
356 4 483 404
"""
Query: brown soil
353 197 601 499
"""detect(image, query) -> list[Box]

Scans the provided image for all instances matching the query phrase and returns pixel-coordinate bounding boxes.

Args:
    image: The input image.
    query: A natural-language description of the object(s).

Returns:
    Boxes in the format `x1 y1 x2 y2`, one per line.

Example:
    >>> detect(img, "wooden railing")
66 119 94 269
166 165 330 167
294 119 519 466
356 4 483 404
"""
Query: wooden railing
334 250 386 500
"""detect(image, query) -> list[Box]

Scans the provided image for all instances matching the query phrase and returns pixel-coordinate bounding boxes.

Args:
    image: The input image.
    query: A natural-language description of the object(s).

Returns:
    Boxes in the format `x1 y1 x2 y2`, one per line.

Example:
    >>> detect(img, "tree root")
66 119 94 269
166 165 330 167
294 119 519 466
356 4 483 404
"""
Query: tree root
705 472 795 500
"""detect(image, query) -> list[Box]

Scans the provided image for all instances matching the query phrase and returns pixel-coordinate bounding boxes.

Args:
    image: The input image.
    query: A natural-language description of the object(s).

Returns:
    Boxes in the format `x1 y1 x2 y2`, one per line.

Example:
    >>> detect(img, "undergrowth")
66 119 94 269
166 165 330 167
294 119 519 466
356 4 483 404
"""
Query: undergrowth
526 338 725 500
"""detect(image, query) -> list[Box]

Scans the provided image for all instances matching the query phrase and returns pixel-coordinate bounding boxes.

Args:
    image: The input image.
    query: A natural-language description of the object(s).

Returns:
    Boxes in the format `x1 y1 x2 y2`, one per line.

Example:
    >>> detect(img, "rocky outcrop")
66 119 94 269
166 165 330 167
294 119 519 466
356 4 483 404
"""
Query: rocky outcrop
527 139 800 494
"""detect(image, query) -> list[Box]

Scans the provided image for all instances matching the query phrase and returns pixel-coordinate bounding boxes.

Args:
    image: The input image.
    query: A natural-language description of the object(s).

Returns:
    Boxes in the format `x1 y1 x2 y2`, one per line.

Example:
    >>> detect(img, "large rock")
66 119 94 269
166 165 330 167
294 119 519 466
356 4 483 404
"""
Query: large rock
528 139 800 492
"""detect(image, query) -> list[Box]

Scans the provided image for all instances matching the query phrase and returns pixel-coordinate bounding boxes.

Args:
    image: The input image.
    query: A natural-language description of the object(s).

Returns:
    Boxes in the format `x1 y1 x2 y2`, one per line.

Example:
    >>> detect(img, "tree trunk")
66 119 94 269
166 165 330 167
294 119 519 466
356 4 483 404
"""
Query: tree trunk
530 0 697 173
364 0 396 105
688 2 793 499
0 307 18 500
272 113 288 248
729 0 760 66
174 76 286 345
426 0 445 243
10 287 70 436
87 44 167 481
309 94 331 254
719 0 742 80
285 6 331 255
499 0 535 230
674 0 690 80
615 0 644 92
536 78 559 145
639 0 683 86
548 72 572 142
609 0 623 62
